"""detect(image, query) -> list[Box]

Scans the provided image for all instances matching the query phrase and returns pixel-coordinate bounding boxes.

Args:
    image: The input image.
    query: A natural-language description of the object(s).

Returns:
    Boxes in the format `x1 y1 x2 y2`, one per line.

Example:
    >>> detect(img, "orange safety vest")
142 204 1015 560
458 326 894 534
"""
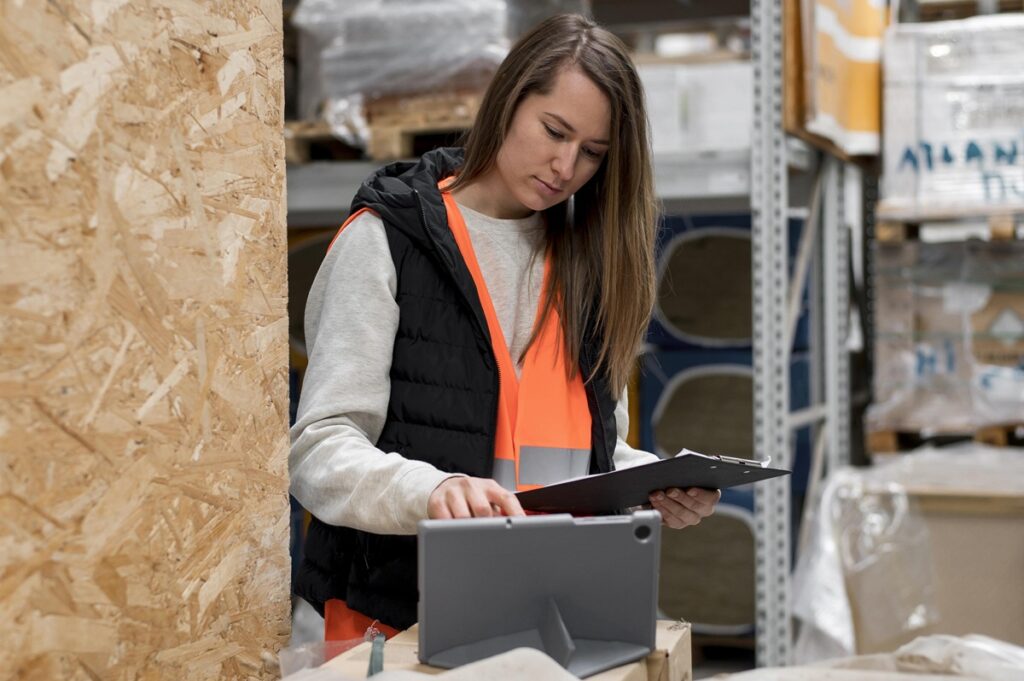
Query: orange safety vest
439 180 593 492
324 181 592 640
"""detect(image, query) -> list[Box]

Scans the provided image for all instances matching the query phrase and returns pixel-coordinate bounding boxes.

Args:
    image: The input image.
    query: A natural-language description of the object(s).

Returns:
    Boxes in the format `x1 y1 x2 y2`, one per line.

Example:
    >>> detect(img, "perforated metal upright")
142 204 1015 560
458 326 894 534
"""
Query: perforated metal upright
750 0 791 666
750 0 851 667
823 159 852 476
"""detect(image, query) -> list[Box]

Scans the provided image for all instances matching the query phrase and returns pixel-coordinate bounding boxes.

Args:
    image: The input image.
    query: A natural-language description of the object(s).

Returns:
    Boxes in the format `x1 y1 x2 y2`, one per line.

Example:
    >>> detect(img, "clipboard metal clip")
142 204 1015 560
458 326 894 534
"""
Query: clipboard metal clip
713 454 772 469
677 448 771 469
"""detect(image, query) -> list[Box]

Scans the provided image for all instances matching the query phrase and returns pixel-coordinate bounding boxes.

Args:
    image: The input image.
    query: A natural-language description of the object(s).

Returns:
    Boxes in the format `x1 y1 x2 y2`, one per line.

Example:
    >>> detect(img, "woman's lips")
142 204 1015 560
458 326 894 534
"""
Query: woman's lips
534 177 562 196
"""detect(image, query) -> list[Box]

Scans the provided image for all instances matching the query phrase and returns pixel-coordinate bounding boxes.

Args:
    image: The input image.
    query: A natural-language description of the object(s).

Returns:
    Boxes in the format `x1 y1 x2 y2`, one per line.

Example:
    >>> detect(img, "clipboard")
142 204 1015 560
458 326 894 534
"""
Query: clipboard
515 449 790 514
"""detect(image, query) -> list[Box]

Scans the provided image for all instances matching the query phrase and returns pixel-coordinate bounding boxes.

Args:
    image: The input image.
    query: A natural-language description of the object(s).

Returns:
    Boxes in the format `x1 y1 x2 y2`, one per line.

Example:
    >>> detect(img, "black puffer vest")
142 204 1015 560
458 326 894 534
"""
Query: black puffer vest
294 148 620 629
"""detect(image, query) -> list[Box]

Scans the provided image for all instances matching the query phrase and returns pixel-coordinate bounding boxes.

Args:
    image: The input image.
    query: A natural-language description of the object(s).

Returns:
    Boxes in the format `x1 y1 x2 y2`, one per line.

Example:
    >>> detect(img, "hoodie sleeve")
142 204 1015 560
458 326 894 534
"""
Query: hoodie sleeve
289 211 462 535
612 388 660 469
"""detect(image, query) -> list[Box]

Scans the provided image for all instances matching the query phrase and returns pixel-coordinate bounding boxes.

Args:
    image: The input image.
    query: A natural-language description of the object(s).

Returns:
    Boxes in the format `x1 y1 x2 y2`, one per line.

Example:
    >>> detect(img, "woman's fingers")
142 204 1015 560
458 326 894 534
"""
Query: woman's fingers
668 487 718 516
431 479 719 526
648 487 721 529
446 489 474 519
428 477 525 520
649 495 702 529
484 481 526 517
464 484 496 518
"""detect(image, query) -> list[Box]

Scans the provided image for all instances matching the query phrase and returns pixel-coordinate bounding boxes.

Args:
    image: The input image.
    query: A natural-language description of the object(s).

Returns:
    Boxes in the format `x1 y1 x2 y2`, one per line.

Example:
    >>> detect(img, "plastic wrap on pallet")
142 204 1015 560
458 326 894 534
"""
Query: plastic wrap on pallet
291 0 587 146
793 463 940 663
872 442 1024 495
869 241 975 433
868 239 1024 434
804 630 1024 679
796 444 1024 664
881 14 1024 220
292 0 505 144
894 632 1024 679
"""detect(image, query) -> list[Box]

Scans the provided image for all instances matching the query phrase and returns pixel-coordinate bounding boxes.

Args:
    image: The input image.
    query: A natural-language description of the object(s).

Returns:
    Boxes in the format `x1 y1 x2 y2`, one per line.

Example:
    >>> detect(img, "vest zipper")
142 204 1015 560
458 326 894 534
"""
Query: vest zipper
582 345 612 476
588 378 606 469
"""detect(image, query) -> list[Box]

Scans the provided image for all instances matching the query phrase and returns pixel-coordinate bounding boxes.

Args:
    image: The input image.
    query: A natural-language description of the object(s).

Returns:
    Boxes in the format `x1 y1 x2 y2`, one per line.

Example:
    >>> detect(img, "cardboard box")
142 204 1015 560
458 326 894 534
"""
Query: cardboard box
785 0 854 162
971 289 1024 425
972 290 1024 367
637 59 752 157
881 14 1024 220
801 0 887 156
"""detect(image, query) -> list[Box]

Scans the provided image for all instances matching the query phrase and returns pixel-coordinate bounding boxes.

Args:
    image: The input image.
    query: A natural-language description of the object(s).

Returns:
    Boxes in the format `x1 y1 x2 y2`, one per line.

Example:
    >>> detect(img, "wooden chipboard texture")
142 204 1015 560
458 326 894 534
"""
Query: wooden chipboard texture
0 1 290 678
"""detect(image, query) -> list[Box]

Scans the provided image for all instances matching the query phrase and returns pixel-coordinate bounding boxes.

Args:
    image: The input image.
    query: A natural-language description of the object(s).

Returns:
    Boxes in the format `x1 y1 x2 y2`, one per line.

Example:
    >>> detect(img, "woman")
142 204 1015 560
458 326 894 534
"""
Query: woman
290 14 720 639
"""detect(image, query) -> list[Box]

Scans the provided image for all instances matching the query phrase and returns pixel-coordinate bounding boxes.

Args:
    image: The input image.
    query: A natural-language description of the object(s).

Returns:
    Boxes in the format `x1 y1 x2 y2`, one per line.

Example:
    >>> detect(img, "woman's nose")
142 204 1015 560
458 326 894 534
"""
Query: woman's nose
551 145 576 184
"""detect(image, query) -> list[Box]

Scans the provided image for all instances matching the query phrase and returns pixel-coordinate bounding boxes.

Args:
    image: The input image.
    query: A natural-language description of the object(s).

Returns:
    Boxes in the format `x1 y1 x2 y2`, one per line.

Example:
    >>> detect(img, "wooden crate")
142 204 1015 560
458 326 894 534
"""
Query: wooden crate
323 620 693 681
366 91 482 160
284 120 362 164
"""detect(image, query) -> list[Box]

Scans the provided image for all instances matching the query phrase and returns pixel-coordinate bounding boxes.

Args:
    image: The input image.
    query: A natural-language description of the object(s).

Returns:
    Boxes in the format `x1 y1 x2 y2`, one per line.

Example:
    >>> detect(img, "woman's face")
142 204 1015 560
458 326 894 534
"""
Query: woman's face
492 66 611 217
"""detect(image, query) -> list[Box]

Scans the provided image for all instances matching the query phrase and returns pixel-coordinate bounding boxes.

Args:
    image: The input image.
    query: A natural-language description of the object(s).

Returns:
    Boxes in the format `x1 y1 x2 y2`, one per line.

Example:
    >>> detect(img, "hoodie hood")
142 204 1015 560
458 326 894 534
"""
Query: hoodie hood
350 147 492 342
350 147 465 252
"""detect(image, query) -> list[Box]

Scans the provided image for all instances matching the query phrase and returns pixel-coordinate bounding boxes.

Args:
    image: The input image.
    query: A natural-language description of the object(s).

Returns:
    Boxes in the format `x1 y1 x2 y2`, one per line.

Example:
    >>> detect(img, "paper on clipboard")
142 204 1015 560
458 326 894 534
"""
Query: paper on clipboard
515 448 789 515
676 447 772 468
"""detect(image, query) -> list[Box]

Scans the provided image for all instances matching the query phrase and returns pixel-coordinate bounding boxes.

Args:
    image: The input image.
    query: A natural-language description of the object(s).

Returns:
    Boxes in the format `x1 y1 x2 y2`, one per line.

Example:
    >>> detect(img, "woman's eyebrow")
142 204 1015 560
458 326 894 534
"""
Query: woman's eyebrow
543 112 610 145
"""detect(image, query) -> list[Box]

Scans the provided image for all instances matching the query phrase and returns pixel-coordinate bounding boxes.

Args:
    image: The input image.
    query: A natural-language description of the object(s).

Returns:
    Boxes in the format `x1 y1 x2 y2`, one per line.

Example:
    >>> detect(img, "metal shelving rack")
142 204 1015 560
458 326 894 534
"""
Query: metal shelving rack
750 0 851 667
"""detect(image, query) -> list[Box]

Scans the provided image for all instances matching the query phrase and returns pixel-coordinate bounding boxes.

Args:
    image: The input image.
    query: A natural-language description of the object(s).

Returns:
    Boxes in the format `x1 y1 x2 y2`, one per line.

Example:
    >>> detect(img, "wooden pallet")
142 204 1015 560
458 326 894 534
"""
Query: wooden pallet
284 120 362 164
366 91 482 160
866 429 973 454
917 0 1024 21
975 422 1024 447
867 424 1024 453
875 213 1021 243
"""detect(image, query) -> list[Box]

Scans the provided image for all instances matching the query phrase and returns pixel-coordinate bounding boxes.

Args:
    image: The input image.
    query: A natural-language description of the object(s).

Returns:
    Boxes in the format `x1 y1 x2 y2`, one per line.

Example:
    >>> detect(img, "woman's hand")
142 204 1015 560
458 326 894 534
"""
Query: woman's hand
648 487 720 529
428 476 526 520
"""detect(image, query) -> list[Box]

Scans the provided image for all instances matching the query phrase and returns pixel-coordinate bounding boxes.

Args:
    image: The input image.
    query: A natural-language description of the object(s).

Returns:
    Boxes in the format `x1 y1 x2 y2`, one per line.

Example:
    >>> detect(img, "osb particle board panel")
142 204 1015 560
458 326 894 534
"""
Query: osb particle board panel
0 1 290 679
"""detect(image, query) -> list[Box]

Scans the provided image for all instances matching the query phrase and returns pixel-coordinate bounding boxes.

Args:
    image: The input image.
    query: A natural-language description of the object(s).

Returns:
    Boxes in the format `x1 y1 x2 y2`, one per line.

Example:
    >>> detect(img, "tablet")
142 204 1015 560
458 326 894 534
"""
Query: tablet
417 511 660 678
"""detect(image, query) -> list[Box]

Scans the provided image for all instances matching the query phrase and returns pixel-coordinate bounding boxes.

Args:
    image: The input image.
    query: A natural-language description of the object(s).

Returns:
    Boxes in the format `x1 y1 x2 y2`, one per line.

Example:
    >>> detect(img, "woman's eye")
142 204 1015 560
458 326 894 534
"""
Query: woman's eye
543 124 564 140
582 146 602 160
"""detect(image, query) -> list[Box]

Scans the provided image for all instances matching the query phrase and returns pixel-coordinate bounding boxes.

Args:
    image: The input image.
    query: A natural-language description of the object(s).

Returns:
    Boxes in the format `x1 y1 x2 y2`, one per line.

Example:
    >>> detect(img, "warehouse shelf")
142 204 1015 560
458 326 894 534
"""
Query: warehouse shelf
656 139 813 203
592 0 749 32
750 0 852 667
286 139 813 228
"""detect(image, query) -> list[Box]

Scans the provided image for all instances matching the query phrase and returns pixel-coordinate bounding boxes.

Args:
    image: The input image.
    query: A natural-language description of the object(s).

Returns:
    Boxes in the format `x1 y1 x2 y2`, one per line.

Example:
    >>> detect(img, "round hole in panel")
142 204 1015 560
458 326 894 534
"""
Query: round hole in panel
652 365 754 459
654 228 752 346
658 504 755 632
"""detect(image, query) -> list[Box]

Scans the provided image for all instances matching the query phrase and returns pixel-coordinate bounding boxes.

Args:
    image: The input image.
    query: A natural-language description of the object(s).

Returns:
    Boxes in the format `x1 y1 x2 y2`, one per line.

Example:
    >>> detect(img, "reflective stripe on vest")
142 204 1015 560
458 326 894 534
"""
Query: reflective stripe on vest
440 181 592 491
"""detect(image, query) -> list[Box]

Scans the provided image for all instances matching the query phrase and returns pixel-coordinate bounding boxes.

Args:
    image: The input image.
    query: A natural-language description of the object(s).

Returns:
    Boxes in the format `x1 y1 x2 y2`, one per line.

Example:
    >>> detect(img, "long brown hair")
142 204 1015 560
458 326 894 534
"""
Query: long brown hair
448 14 656 397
